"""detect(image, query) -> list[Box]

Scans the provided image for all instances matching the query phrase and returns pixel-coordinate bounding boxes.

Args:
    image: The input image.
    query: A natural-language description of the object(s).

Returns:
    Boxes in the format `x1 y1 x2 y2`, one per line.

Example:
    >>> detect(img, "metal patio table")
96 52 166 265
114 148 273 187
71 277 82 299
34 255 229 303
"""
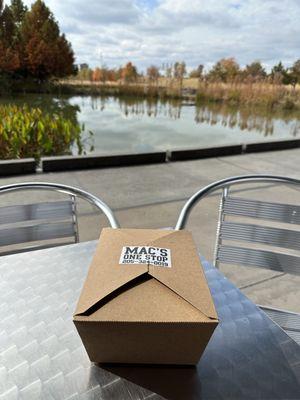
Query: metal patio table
0 241 299 400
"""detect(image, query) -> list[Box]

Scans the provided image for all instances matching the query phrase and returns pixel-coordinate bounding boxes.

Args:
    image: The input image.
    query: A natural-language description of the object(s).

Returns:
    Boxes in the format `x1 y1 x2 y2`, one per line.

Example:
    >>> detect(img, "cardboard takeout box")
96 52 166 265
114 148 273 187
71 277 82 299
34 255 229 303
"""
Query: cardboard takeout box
73 228 218 365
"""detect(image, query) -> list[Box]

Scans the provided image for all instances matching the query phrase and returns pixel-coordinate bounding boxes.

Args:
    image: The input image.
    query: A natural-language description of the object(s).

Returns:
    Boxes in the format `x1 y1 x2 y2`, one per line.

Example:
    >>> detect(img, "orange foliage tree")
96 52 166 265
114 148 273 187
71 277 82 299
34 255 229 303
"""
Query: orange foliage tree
92 67 101 82
22 0 74 80
0 42 20 72
208 58 240 83
92 67 110 83
0 1 20 74
147 65 160 82
121 62 138 83
0 0 74 80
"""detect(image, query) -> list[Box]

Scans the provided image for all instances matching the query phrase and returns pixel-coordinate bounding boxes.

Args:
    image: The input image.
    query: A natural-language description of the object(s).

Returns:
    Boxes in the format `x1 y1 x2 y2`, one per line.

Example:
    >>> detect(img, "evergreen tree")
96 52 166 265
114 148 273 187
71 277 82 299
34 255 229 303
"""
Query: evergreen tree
271 61 290 84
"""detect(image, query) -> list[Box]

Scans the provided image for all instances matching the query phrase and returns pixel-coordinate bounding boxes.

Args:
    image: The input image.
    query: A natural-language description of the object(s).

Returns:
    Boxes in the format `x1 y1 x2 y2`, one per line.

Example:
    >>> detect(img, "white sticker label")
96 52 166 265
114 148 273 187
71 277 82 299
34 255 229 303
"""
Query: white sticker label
119 246 172 268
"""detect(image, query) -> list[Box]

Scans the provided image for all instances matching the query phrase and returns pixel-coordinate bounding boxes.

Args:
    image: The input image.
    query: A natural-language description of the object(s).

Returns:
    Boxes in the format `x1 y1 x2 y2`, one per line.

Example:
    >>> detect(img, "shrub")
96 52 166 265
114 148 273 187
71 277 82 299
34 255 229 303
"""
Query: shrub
0 104 87 161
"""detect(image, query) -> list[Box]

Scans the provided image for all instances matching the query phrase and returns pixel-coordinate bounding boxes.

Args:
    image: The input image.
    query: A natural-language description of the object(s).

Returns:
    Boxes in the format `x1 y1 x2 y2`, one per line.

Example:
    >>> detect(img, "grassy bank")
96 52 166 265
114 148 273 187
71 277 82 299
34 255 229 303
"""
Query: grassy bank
196 82 300 110
57 78 300 111
56 80 183 100
2 76 300 111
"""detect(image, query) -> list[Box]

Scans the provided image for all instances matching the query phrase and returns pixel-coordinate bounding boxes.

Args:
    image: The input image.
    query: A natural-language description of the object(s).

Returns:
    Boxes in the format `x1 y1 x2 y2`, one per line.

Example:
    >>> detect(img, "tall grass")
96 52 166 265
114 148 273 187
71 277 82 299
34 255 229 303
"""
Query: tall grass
58 79 183 99
196 82 300 110
0 104 87 161
60 78 300 110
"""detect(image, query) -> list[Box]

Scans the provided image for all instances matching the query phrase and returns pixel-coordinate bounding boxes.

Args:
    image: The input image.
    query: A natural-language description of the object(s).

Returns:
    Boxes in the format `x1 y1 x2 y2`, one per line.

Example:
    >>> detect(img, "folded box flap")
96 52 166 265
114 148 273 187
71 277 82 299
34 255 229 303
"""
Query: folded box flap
74 228 174 316
148 230 218 320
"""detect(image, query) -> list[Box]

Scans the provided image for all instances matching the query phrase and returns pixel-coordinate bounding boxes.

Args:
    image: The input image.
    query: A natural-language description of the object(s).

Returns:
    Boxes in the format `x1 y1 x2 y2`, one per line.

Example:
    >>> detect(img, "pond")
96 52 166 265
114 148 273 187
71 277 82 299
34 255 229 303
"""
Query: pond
1 94 300 155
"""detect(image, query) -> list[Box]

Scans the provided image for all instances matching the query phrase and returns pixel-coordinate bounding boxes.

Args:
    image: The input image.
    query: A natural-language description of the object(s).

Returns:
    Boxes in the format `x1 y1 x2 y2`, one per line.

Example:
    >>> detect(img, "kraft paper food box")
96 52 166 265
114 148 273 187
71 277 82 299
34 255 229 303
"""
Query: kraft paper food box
73 228 218 365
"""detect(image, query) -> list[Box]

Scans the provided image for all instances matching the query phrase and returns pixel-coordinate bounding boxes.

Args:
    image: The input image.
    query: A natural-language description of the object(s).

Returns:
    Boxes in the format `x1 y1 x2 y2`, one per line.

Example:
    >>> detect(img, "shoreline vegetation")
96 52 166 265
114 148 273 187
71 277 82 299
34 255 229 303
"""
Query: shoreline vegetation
0 104 91 161
51 58 300 112
55 78 300 111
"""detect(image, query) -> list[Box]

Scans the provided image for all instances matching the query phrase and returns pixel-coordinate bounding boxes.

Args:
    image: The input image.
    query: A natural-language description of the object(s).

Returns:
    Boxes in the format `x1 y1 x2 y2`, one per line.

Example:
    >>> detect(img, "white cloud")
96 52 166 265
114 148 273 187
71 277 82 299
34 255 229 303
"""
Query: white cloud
20 0 300 70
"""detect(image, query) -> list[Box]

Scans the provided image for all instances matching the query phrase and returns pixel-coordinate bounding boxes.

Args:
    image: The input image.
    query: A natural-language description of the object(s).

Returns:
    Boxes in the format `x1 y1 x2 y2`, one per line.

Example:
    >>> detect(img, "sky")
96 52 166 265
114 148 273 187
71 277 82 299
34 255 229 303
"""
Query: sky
20 0 300 72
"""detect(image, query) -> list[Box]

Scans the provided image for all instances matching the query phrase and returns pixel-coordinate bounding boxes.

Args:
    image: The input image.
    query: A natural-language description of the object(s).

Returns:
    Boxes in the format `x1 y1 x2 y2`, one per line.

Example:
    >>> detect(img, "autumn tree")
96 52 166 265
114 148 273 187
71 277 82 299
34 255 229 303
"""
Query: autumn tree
147 65 160 82
92 67 101 82
243 61 266 81
121 62 138 83
0 2 20 73
0 41 19 72
92 67 109 83
21 0 74 80
0 0 74 80
106 69 117 81
208 58 240 82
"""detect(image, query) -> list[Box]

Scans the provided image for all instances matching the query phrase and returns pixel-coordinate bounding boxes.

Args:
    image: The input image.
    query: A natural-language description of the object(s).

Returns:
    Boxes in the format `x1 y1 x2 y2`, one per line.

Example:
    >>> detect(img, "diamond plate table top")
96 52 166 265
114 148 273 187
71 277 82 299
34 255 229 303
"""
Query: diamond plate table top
0 241 299 400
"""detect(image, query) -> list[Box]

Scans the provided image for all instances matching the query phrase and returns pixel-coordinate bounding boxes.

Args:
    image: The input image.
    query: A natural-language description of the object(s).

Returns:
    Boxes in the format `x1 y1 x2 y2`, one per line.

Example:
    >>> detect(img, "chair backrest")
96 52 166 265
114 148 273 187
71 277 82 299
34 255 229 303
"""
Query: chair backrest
175 175 300 275
0 182 119 256
0 199 78 256
214 187 300 274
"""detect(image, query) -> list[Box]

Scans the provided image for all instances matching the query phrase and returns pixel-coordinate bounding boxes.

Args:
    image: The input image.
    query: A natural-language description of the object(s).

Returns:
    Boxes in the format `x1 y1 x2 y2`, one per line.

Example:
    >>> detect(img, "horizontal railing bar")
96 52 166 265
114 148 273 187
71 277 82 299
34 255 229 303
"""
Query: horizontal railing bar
0 222 75 247
217 245 300 275
0 241 75 256
220 222 300 251
0 201 73 226
224 197 300 225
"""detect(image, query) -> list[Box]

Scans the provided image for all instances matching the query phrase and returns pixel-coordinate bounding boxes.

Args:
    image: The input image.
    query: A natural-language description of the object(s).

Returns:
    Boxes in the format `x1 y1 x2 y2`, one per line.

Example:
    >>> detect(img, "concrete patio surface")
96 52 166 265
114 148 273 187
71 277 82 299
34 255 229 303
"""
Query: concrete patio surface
0 147 300 313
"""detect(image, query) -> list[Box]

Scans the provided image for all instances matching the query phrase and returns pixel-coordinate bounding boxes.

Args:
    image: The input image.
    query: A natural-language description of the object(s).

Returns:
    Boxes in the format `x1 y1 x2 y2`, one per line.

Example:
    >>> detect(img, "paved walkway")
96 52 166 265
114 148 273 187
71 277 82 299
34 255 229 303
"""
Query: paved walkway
1 148 300 312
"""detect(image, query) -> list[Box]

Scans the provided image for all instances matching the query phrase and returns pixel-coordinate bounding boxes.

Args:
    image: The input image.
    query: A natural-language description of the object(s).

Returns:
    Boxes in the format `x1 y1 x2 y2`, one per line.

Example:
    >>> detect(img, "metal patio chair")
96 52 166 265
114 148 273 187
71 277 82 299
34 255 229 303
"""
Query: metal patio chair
0 182 119 256
175 174 300 345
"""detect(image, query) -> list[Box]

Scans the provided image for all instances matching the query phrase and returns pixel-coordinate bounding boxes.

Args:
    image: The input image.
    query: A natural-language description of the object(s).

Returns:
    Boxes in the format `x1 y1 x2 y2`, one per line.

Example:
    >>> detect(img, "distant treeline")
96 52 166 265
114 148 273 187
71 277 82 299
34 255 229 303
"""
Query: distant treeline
75 59 300 86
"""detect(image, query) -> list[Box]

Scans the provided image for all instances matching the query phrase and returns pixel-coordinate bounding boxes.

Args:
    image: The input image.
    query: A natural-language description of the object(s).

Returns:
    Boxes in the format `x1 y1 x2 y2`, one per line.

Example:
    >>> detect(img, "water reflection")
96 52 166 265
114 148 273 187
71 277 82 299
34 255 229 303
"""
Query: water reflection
86 95 300 137
1 94 300 155
195 102 300 137
119 98 182 120
88 96 183 120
